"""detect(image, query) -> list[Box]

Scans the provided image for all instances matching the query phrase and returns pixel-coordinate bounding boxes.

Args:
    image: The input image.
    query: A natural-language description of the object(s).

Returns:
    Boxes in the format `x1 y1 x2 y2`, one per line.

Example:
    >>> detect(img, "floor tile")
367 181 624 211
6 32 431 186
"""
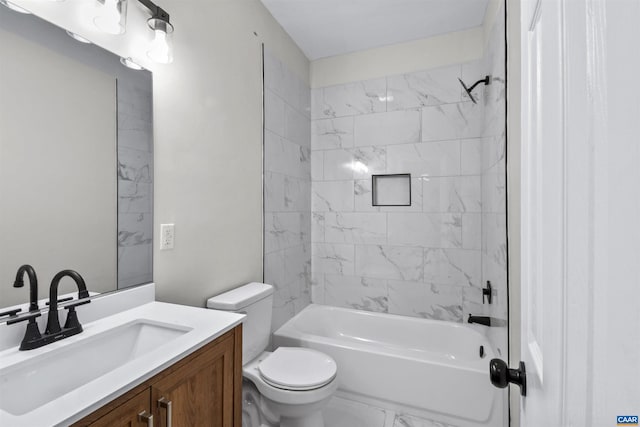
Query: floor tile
323 396 388 427
393 413 456 427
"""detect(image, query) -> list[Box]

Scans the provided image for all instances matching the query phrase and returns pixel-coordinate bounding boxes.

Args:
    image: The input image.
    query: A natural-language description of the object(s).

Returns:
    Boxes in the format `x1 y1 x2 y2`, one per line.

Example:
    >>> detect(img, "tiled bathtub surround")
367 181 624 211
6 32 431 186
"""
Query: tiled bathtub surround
311 63 487 323
263 48 312 331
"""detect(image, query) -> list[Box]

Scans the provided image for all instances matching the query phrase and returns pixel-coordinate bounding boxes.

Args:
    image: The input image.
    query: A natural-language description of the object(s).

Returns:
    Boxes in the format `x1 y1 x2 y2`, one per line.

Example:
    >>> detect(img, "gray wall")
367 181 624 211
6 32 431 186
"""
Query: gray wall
152 0 310 307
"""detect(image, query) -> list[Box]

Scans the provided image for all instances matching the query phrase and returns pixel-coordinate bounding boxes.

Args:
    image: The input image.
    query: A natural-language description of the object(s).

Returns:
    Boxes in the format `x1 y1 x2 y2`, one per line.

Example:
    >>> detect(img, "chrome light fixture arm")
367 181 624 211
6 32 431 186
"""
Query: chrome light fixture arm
137 0 170 25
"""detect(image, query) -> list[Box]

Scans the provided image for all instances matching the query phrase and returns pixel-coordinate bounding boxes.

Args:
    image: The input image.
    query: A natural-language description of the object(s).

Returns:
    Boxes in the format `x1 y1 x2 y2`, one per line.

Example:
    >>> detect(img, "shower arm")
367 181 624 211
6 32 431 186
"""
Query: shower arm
466 76 491 92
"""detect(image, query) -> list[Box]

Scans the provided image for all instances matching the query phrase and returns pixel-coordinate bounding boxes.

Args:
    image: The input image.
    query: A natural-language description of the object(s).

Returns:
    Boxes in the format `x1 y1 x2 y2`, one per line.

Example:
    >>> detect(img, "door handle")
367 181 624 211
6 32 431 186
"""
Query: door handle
138 411 154 427
489 359 527 396
158 397 172 427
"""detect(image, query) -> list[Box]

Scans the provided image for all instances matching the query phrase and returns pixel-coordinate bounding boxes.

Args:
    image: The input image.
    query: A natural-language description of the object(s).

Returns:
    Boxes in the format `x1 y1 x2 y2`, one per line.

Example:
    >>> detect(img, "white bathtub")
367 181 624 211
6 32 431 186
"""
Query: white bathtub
273 304 503 427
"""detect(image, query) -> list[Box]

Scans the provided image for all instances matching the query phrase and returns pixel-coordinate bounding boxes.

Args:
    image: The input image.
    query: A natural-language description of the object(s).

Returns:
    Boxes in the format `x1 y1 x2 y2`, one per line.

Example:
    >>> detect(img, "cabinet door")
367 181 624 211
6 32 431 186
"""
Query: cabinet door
151 333 236 427
88 389 151 427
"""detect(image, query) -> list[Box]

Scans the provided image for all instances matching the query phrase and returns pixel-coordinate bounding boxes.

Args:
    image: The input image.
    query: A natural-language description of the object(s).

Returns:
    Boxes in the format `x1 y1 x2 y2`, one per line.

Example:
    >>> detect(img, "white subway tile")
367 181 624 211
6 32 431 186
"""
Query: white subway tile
355 245 424 281
421 102 484 141
312 117 355 150
354 110 421 146
386 141 460 177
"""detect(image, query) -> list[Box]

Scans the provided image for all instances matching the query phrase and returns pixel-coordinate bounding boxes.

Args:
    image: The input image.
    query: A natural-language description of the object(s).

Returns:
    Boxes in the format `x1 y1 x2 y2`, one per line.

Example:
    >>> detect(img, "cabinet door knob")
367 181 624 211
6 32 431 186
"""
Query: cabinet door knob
138 411 154 427
158 397 173 427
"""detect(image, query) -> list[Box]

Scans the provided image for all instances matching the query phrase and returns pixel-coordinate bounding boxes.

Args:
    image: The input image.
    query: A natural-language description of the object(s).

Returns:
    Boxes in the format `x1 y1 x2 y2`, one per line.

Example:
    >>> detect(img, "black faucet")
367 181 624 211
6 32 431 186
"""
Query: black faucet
45 270 90 335
468 314 507 327
13 264 39 312
8 269 91 351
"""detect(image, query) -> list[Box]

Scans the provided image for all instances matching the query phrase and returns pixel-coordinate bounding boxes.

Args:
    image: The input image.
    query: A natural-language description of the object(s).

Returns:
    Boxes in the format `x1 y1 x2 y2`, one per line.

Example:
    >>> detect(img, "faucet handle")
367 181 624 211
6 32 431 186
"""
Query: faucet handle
7 312 45 351
63 306 82 331
6 311 40 325
64 299 91 309
482 281 493 304
0 308 22 318
63 299 90 331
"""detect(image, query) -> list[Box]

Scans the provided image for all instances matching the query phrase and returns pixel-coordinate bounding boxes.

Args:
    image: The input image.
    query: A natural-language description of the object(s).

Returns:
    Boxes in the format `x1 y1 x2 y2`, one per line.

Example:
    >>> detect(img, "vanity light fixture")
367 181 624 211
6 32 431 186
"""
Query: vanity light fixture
146 16 173 63
66 30 92 44
0 0 31 14
139 0 173 64
120 56 144 70
94 0 128 35
3 0 175 64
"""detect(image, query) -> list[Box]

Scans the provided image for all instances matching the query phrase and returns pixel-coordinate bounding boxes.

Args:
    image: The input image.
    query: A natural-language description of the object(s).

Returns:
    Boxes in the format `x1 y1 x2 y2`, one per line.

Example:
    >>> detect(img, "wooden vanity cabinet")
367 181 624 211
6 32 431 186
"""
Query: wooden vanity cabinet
72 325 242 427
86 389 151 427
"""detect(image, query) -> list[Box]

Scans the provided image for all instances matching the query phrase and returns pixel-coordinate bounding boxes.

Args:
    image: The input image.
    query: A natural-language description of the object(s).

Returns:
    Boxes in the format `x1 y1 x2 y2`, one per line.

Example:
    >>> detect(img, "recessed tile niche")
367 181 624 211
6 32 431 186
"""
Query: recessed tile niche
372 174 411 206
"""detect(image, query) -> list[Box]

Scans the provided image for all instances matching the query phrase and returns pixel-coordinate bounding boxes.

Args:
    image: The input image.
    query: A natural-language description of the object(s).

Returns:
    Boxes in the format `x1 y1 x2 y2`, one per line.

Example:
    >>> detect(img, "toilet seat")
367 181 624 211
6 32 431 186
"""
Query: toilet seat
258 347 337 391
243 350 338 406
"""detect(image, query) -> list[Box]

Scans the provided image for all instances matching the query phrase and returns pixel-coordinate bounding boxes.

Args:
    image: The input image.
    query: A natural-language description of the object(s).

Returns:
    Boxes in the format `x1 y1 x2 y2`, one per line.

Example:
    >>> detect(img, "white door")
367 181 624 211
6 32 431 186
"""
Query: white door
519 0 565 425
518 0 640 426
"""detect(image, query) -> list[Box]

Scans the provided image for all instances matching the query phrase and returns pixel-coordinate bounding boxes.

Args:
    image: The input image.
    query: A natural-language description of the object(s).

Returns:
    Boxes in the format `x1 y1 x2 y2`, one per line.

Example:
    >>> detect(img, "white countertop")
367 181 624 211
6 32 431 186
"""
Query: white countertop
0 301 245 427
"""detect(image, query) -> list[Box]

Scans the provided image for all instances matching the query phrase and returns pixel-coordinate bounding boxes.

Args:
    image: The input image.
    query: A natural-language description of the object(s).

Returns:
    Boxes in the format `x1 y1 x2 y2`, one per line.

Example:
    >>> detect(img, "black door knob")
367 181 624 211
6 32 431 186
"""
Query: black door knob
489 358 527 396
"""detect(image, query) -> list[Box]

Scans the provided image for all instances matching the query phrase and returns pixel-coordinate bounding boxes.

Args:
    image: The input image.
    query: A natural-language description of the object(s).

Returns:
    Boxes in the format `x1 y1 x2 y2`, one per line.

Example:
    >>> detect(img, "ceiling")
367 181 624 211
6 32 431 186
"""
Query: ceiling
261 0 490 60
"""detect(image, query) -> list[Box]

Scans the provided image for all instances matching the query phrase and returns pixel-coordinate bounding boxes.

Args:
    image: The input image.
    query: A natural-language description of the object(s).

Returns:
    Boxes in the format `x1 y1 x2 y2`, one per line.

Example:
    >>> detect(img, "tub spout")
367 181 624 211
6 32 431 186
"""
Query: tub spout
468 314 507 327
468 314 491 326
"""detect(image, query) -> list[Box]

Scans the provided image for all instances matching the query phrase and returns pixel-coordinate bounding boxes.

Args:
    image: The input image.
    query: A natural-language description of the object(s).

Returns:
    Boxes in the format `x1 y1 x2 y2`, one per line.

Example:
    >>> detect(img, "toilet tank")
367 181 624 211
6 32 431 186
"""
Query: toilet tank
207 282 274 364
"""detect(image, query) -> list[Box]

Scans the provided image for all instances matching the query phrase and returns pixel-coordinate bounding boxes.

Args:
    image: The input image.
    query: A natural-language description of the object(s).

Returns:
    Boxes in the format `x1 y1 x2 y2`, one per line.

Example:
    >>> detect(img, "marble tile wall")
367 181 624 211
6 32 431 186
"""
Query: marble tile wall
117 77 154 288
310 62 488 323
263 48 312 332
309 16 507 336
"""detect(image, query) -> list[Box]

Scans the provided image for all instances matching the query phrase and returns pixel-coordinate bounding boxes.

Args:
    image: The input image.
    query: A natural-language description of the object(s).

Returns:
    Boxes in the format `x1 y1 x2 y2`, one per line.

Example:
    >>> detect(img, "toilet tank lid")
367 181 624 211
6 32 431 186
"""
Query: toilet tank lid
207 282 274 311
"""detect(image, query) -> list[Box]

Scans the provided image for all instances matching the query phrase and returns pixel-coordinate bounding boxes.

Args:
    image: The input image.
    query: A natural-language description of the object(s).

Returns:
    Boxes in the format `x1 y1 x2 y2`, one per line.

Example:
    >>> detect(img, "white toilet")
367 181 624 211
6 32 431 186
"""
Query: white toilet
207 283 338 427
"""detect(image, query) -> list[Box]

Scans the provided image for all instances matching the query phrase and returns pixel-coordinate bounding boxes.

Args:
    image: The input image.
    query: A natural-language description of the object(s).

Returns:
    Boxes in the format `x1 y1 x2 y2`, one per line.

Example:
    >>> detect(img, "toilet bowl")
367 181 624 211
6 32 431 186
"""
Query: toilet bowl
244 348 337 427
207 283 338 427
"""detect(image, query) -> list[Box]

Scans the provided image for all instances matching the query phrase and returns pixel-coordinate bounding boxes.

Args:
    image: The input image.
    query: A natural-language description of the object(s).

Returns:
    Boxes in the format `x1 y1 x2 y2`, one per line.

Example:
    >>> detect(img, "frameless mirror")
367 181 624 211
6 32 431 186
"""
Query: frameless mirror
0 5 153 317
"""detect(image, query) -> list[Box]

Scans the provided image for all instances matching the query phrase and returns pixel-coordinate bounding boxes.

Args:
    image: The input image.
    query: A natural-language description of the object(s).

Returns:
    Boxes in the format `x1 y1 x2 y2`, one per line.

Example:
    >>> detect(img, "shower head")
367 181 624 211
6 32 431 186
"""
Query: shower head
458 78 475 103
458 75 491 104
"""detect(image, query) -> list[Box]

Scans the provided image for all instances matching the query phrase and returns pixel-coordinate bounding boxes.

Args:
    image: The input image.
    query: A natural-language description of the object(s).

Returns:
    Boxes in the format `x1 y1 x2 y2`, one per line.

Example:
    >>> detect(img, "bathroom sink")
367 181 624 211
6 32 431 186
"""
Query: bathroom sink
0 319 191 416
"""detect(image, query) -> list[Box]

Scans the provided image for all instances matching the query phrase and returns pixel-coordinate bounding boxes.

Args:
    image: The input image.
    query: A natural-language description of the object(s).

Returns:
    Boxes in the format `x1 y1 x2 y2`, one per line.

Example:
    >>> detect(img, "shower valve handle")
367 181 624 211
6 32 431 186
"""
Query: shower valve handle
482 281 493 304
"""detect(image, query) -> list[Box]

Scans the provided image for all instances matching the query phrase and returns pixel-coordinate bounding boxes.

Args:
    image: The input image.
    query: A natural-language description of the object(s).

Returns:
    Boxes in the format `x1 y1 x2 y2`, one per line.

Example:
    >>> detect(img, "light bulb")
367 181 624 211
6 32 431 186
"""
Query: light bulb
94 0 127 35
120 57 144 70
147 28 173 64
66 31 91 44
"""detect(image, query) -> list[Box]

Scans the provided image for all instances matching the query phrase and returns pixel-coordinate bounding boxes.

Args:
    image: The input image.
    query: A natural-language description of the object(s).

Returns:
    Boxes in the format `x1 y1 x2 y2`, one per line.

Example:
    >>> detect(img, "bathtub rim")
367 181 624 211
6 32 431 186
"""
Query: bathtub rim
274 303 496 370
